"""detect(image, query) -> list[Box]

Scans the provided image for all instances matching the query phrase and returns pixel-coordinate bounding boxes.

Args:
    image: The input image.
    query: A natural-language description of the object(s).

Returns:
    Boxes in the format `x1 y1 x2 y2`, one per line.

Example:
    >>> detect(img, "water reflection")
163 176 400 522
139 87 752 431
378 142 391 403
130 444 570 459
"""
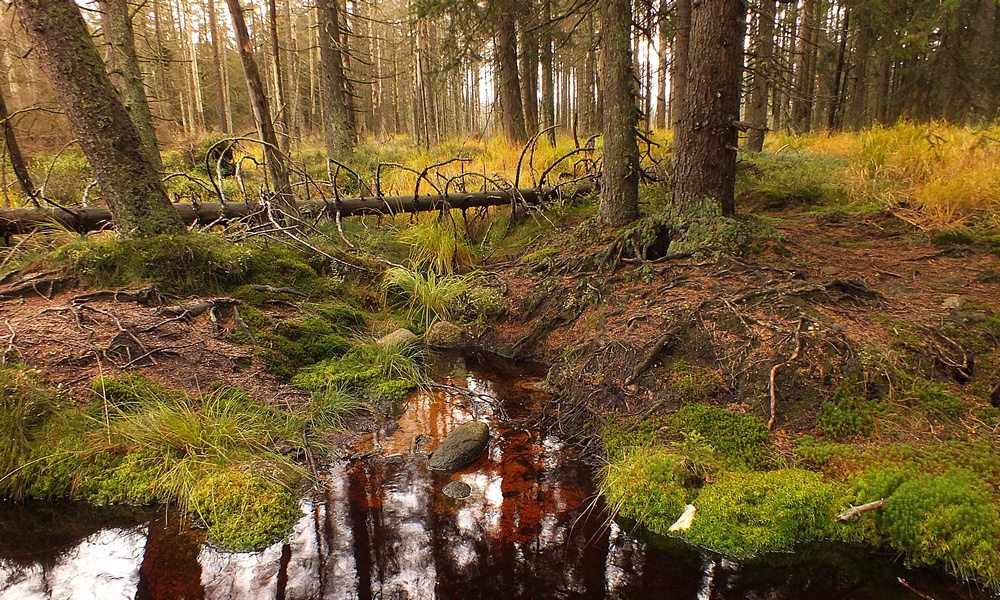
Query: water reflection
0 354 996 600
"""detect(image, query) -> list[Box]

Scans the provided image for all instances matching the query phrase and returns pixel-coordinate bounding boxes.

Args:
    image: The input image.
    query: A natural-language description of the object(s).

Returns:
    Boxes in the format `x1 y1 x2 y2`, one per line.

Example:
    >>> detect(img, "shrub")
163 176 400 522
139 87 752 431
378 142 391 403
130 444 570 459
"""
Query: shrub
290 342 424 402
399 217 477 275
382 266 468 330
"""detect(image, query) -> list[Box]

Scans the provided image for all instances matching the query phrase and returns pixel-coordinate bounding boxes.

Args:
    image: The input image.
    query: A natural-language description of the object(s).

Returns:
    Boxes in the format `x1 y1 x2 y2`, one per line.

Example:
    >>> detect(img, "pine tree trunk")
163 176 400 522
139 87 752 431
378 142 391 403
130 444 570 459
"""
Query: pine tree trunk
672 0 744 216
268 0 289 152
13 0 183 235
316 0 353 160
847 14 871 131
540 0 556 146
655 0 670 130
497 0 527 144
224 0 296 218
670 0 691 141
0 86 36 201
100 0 163 172
600 0 640 226
519 0 540 136
207 0 230 133
745 0 775 152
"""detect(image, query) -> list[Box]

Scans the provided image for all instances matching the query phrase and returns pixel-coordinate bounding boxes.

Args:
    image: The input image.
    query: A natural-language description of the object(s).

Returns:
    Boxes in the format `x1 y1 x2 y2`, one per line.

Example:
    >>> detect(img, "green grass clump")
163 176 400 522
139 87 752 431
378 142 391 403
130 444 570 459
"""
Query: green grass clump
879 470 1000 586
602 450 689 533
383 266 468 330
2 371 314 551
189 468 302 551
399 217 477 275
685 469 837 556
601 415 664 461
290 342 424 401
909 381 962 418
816 389 875 439
668 404 772 470
932 228 978 247
737 151 849 209
0 365 62 498
652 196 783 258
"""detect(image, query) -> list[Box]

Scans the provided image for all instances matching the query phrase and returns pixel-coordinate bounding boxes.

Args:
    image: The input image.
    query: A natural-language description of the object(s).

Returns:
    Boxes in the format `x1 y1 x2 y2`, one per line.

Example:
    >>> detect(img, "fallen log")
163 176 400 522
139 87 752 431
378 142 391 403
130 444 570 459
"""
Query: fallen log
0 185 594 237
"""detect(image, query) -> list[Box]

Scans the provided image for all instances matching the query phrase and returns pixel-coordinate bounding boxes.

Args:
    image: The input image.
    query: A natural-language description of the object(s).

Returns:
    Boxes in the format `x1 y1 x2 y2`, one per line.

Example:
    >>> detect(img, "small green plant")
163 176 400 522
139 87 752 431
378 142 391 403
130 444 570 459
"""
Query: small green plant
909 381 962 418
671 430 717 486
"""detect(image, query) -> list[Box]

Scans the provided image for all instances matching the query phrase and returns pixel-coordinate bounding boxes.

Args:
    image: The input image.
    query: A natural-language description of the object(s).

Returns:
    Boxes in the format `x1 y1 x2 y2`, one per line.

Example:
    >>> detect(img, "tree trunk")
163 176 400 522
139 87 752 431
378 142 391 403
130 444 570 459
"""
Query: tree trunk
600 0 640 226
268 0 289 152
13 0 184 236
540 0 556 146
100 0 163 173
969 0 998 120
0 86 36 201
745 0 775 152
316 0 353 160
207 0 230 133
224 0 296 218
672 0 745 216
827 7 849 131
497 0 527 145
519 0 540 136
847 13 871 131
655 0 670 130
670 0 691 141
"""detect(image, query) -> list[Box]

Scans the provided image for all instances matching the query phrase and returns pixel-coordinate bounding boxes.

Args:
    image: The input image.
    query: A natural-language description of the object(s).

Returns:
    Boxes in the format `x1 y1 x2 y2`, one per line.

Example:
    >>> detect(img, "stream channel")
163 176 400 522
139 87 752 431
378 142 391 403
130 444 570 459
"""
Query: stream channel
0 353 995 600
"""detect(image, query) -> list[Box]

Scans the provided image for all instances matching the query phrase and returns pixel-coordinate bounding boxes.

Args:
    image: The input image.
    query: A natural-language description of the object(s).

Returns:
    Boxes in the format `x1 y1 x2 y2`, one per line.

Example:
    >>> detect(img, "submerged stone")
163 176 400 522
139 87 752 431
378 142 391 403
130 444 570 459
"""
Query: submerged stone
442 480 472 499
427 421 490 471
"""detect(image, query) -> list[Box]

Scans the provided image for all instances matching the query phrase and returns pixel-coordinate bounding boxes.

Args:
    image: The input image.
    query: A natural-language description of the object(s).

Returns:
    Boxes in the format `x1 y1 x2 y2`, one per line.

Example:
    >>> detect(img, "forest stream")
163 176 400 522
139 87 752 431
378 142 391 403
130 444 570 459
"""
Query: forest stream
0 354 993 600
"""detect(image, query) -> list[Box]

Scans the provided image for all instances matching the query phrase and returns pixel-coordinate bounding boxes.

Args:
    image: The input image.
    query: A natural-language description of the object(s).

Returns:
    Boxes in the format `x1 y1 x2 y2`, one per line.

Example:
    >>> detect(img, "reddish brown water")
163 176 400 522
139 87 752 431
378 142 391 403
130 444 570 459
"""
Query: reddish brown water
0 353 995 599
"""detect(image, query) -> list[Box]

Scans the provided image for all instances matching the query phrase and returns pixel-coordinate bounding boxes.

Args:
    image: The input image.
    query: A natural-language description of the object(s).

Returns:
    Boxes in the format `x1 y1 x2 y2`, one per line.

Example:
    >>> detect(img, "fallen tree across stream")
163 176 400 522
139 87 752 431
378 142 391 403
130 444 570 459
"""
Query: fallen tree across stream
0 185 594 238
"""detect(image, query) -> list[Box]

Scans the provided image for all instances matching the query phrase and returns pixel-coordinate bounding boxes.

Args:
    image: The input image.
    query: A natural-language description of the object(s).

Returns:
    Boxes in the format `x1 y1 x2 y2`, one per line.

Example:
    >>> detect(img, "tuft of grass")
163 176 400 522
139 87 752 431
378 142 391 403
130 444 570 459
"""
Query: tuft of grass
0 365 62 499
399 217 477 275
290 341 425 402
382 266 468 330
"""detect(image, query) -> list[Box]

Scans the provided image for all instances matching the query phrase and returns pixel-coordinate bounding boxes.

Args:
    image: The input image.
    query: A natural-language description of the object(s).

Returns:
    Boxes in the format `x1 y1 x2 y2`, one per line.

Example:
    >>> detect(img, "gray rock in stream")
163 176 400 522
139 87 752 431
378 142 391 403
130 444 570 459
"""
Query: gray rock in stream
442 480 473 499
427 422 490 471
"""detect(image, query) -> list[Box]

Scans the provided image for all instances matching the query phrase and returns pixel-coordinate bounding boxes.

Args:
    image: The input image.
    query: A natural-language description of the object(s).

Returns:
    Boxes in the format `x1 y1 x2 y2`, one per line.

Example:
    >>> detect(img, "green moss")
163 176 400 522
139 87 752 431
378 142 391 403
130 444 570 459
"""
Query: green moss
0 365 61 491
290 342 423 401
932 228 977 247
668 404 772 470
817 389 875 439
189 468 302 551
686 469 837 556
91 372 184 414
909 381 962 418
880 470 1000 586
250 303 364 379
793 436 853 468
602 415 664 462
665 360 725 404
57 234 343 297
602 451 689 533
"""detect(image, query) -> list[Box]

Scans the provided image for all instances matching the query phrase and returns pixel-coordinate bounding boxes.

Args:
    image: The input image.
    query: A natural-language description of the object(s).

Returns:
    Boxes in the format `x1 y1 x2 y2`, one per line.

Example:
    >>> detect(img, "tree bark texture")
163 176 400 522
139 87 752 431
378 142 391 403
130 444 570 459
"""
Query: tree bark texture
0 85 36 201
745 0 775 152
672 0 745 216
600 0 640 226
317 0 353 160
268 0 289 151
497 0 527 145
100 0 163 173
0 186 593 237
225 0 296 218
13 0 183 236
519 0 540 136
